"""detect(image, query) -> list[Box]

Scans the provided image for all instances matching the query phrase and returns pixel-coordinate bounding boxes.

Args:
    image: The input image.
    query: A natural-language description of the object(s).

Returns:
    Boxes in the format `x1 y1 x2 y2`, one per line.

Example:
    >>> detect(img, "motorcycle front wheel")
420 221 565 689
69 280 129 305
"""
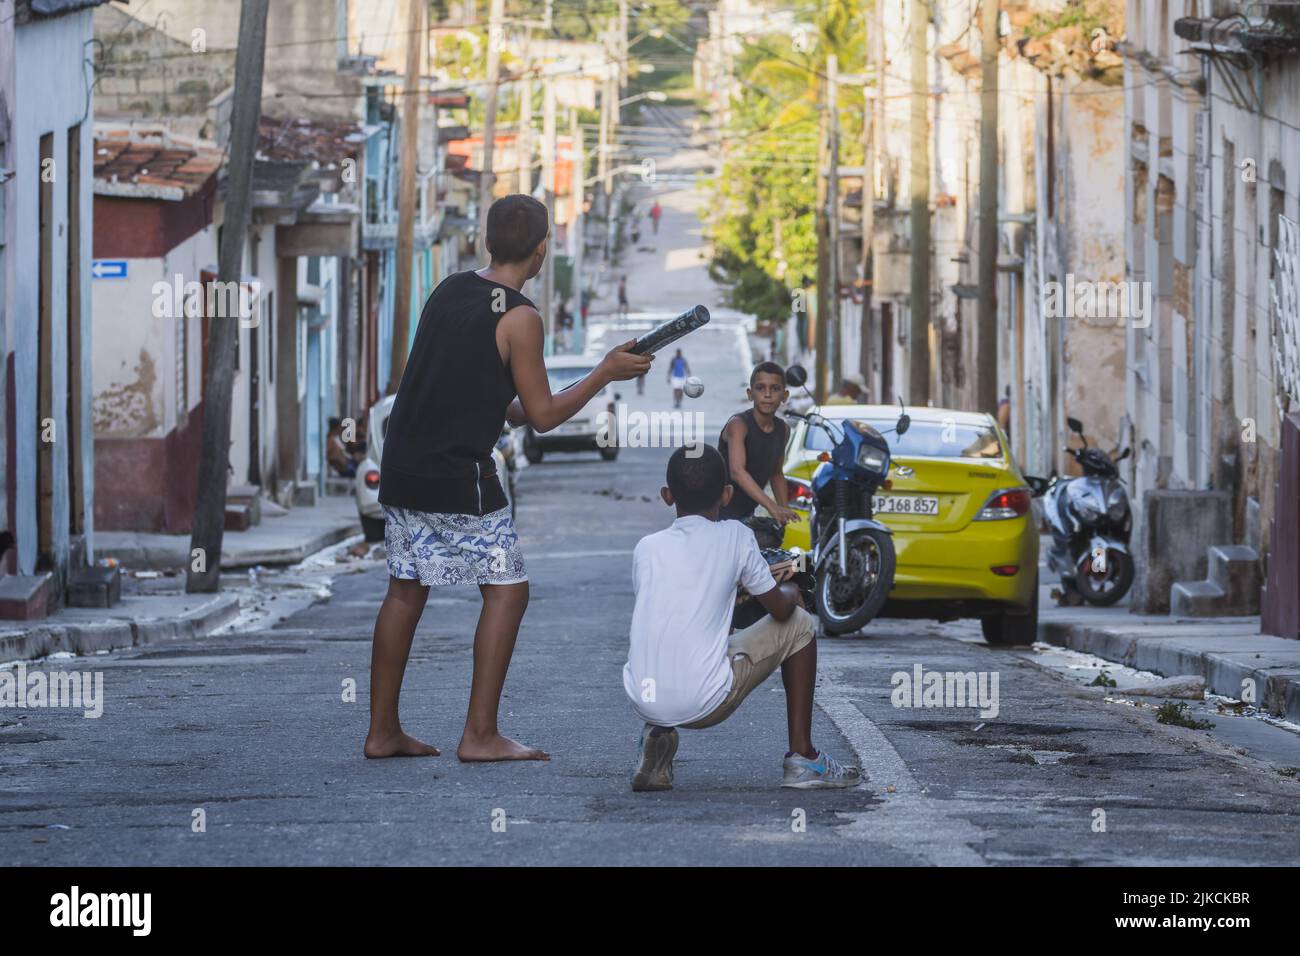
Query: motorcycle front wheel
814 528 896 635
1077 548 1134 606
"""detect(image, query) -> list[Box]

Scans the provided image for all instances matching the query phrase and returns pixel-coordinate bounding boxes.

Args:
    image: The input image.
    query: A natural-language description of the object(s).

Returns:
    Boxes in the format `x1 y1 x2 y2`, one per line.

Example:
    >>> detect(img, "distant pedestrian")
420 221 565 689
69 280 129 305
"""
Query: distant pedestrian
617 275 629 321
327 417 359 477
668 349 691 408
997 386 1012 441
650 200 662 235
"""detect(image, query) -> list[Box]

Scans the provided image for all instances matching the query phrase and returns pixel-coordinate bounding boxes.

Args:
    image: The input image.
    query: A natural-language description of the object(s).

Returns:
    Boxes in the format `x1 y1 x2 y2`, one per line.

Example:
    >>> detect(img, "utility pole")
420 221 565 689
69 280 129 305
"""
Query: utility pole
909 0 932 405
541 75 556 347
827 53 841 391
618 0 629 91
517 33 533 195
387 0 425 395
861 2 881 402
186 0 268 594
597 65 610 213
478 0 505 238
570 106 585 338
814 68 831 404
976 0 1000 414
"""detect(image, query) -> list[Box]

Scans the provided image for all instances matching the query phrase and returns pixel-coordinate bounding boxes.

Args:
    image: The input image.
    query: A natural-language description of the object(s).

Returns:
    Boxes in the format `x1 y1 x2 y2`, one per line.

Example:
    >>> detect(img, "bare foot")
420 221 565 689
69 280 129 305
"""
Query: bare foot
457 732 550 762
364 730 441 759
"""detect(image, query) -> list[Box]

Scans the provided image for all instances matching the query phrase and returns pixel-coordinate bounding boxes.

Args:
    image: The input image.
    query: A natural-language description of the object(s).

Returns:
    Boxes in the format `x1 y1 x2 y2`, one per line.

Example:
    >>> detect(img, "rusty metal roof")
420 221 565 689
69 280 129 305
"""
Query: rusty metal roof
92 132 222 201
257 116 364 168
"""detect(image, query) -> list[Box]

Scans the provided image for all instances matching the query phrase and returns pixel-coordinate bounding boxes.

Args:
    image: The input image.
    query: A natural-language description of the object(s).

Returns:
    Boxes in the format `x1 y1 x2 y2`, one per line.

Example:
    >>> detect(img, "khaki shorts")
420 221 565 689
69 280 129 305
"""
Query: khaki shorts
679 608 816 730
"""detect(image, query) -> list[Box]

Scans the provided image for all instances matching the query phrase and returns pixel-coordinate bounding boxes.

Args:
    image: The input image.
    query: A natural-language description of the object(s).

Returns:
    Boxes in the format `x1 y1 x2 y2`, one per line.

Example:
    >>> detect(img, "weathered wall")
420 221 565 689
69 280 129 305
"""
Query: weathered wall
9 9 99 576
99 0 377 124
0 0 16 563
1057 75 1127 457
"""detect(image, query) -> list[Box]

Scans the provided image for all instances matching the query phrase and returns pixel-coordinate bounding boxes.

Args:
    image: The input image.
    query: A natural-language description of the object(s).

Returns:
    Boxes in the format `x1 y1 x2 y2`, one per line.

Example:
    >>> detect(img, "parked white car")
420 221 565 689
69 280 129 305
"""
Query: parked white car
521 355 621 464
355 395 515 542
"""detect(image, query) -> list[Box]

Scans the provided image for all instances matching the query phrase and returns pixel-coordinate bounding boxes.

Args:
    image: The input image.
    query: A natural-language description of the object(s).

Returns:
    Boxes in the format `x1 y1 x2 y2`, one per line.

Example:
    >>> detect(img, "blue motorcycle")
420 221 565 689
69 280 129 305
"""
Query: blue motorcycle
785 365 910 635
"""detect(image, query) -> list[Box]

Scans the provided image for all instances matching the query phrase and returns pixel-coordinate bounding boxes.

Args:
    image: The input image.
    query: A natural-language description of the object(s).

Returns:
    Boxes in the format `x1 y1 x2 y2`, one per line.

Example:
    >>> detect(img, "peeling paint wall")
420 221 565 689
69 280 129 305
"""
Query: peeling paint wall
1122 0 1300 555
6 9 100 578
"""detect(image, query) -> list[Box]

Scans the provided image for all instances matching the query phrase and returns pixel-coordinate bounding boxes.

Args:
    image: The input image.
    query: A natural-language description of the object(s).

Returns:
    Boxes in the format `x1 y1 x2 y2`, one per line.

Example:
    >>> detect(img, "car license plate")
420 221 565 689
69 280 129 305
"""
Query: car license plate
873 494 939 516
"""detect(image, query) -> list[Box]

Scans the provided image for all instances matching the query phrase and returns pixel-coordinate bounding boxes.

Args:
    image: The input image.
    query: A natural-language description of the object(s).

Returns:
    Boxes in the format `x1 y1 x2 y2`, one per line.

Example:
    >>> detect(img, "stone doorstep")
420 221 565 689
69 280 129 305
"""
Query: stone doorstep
0 573 51 621
1039 620 1300 724
0 593 241 664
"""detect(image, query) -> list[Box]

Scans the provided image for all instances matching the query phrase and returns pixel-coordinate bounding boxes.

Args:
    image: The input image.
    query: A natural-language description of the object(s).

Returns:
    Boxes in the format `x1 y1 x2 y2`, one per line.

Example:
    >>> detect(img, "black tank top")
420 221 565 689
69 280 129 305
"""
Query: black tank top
718 409 789 520
379 270 534 515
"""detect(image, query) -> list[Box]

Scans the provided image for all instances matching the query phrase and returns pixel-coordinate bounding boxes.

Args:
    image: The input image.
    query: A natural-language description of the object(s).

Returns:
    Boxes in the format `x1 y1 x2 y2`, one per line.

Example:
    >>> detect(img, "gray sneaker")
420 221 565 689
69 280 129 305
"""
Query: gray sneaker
632 724 679 792
781 750 862 789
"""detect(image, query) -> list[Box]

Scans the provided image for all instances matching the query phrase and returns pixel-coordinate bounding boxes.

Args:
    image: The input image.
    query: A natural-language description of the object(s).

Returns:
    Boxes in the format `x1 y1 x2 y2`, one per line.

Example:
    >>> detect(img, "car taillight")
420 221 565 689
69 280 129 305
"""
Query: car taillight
364 469 380 490
976 487 1030 520
788 477 814 511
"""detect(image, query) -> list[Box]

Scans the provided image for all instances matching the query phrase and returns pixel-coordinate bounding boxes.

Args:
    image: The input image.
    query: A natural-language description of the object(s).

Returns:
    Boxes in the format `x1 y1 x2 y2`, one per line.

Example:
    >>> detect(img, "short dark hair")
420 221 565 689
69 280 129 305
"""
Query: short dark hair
486 194 549 263
666 444 728 513
328 417 342 431
750 361 786 387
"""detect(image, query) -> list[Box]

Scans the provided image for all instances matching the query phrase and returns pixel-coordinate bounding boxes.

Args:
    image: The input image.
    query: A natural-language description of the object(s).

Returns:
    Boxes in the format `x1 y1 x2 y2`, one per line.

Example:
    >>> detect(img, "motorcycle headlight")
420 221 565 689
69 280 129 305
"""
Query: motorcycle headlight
1073 495 1103 520
856 447 887 473
1105 487 1127 521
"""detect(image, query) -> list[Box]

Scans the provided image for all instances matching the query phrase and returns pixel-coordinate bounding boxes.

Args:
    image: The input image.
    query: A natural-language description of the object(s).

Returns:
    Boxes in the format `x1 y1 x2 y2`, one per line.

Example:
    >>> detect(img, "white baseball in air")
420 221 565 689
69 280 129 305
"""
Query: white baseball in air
683 376 704 398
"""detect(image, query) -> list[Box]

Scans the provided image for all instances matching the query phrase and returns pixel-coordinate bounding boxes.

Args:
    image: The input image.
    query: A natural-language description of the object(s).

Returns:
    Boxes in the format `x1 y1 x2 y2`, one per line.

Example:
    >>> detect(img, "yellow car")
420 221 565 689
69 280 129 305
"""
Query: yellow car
779 404 1039 645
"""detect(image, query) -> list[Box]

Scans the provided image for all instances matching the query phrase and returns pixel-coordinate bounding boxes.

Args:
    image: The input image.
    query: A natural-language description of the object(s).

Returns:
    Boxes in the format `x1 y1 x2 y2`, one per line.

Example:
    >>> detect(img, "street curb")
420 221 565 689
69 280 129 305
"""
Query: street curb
100 522 359 571
216 523 358 569
1039 620 1300 724
0 594 241 664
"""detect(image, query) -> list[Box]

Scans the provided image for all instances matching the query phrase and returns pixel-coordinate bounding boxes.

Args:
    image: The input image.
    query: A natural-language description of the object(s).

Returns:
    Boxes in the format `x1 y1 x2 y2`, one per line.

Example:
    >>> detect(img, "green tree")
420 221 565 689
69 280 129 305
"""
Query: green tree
706 0 866 332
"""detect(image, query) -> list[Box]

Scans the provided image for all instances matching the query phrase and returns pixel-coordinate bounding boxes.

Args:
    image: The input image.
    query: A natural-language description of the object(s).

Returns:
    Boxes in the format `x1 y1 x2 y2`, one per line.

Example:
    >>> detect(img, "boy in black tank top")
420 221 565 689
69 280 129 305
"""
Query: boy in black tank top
718 362 797 526
366 195 652 763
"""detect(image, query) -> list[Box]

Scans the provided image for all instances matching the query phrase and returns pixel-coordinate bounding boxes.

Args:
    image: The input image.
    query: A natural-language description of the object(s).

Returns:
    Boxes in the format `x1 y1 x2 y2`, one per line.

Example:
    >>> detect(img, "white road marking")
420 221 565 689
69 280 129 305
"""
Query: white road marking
817 658 987 866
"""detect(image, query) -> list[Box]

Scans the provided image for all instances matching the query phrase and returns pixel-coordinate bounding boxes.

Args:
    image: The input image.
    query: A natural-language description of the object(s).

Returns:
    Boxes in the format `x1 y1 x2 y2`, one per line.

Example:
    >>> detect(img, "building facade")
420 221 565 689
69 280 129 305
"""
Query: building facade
0 0 109 616
1121 2 1300 624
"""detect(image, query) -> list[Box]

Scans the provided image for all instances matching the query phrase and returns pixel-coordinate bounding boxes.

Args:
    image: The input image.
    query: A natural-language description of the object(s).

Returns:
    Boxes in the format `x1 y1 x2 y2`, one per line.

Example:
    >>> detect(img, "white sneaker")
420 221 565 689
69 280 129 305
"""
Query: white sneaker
632 724 679 792
781 750 862 789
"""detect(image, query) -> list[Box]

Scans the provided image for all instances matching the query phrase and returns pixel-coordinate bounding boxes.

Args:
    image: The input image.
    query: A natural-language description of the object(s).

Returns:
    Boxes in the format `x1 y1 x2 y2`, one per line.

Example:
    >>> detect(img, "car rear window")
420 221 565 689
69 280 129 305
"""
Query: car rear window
803 418 1003 459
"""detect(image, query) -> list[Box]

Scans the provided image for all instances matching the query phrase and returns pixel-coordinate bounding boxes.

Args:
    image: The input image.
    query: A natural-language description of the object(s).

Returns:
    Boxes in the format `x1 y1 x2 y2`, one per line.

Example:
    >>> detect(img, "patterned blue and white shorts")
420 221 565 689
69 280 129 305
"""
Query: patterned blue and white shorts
383 505 528 587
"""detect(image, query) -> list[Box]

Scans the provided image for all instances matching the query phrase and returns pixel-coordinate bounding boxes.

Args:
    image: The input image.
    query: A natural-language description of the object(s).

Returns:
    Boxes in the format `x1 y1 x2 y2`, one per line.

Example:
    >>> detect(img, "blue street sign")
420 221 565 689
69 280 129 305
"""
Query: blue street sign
91 260 128 279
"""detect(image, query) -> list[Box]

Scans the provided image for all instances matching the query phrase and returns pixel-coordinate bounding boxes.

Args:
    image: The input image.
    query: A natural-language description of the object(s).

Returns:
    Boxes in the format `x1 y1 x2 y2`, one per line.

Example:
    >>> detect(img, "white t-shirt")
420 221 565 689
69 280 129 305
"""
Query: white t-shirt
623 515 778 726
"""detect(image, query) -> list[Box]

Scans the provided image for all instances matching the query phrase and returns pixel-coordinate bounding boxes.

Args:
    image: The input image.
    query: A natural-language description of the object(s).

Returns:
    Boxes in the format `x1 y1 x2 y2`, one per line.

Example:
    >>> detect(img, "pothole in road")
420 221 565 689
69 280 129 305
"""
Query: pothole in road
128 646 308 659
893 719 1090 762
983 745 1079 765
0 731 64 745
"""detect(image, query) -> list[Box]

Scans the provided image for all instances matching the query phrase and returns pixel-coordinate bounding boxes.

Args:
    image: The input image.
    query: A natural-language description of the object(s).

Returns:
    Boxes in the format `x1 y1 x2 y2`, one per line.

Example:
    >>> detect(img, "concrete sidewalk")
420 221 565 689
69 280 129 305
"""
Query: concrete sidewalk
2 494 358 663
96 493 360 571
0 588 240 664
1038 606 1300 723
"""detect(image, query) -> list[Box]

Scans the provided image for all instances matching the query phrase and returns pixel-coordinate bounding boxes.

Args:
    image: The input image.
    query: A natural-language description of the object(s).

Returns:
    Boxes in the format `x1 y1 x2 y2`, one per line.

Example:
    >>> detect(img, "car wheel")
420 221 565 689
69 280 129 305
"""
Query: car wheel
599 446 619 461
361 514 385 543
982 574 1039 646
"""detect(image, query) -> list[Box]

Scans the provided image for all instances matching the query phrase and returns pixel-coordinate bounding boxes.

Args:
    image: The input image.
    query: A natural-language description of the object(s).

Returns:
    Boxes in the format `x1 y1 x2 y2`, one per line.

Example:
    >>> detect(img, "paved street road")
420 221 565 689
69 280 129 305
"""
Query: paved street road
5 438 1300 866
4 128 1299 866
